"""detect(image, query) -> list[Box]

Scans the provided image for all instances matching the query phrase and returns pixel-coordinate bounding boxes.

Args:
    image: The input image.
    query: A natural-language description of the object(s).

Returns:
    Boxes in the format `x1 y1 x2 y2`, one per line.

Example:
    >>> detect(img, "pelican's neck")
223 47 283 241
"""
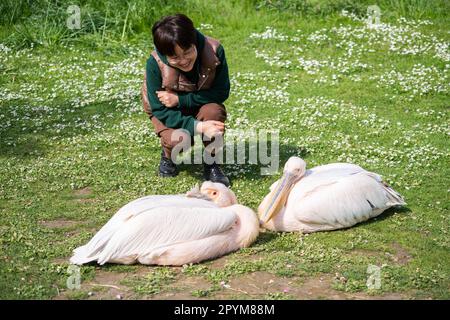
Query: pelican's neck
232 205 260 247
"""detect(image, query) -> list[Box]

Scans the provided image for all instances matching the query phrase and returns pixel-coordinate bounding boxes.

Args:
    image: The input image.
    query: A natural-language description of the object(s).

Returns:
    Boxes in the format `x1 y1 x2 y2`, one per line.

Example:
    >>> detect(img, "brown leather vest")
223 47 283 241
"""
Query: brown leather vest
142 36 221 117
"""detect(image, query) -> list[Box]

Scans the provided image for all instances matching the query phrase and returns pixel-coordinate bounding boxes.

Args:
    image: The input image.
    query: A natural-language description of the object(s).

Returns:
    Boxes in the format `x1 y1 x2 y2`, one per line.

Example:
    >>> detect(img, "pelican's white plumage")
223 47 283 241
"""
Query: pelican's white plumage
259 157 406 233
70 183 259 265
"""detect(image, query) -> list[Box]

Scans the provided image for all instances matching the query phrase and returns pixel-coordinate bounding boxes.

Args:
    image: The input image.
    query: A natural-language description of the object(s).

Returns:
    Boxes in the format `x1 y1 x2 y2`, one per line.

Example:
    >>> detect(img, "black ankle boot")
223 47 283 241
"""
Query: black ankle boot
159 151 178 177
203 163 230 187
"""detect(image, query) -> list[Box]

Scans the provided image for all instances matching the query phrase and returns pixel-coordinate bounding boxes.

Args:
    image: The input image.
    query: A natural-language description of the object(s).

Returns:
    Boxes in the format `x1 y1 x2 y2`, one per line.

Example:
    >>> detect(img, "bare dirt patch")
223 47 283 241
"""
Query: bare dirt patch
214 273 408 300
389 242 412 265
73 187 92 197
208 256 229 269
152 276 212 300
39 219 79 229
54 269 136 300
53 266 411 300
72 187 94 203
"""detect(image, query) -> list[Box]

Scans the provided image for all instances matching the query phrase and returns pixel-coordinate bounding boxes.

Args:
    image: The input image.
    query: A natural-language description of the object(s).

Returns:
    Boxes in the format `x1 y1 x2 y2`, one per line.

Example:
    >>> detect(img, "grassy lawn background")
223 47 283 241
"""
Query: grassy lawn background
0 0 449 299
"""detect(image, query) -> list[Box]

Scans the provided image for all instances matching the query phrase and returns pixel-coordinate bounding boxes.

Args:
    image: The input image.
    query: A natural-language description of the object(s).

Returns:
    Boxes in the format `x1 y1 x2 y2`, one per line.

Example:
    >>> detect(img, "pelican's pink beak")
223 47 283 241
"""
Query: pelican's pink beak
258 157 307 223
258 171 298 223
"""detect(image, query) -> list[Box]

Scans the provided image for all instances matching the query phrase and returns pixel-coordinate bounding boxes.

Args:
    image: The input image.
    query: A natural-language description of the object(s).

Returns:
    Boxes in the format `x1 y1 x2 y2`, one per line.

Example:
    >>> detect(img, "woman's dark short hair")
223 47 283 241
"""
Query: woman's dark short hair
152 14 197 56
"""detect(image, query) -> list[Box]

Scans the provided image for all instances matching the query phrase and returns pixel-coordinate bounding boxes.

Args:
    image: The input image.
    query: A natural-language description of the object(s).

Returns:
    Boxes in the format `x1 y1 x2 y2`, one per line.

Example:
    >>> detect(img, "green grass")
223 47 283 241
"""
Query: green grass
0 0 449 299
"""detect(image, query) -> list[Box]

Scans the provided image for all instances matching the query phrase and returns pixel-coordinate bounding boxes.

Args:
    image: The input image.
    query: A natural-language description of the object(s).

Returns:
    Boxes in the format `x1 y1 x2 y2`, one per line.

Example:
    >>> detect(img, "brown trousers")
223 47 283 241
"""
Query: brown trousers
150 103 227 158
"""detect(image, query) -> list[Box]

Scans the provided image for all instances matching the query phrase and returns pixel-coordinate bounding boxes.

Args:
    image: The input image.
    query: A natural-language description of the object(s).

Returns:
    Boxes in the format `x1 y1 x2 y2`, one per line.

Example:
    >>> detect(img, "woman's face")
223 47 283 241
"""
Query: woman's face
167 44 197 72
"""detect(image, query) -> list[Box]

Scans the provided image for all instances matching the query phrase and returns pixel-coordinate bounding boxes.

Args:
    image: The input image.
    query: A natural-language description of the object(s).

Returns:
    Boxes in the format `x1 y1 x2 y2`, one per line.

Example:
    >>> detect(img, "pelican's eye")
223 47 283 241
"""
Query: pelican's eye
293 167 303 174
203 188 218 198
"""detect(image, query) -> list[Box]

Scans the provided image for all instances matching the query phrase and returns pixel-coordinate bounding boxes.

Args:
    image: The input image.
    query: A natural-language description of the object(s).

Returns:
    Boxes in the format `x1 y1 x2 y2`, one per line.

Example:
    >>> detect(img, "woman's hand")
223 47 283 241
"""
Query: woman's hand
195 120 225 138
156 90 179 108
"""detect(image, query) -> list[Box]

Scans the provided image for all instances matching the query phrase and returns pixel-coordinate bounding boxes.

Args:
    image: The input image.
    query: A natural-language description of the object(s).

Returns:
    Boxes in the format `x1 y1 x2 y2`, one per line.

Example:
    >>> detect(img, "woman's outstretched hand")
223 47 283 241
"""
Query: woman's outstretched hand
195 120 225 138
156 90 179 108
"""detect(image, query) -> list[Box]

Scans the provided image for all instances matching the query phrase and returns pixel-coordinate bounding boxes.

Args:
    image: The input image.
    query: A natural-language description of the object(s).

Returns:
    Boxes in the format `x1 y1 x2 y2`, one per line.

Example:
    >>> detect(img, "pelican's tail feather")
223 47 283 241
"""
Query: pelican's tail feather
70 244 103 265
382 181 406 206
69 245 99 265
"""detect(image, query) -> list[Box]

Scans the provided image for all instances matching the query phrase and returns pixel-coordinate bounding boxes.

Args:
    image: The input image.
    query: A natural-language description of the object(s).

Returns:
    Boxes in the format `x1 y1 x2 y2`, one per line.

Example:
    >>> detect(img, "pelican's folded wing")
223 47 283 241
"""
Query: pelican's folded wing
291 172 393 231
71 196 218 264
96 207 237 265
288 163 366 204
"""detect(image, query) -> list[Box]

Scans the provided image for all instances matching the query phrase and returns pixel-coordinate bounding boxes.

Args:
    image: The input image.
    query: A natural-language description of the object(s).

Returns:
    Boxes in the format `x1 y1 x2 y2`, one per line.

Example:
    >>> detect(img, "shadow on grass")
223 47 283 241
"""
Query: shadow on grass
358 205 412 228
252 231 279 246
173 142 309 185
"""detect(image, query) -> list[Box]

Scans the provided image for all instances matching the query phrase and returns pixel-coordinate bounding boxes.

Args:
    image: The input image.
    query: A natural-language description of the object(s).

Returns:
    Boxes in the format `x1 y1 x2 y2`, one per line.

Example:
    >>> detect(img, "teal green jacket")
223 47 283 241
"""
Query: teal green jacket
145 30 230 136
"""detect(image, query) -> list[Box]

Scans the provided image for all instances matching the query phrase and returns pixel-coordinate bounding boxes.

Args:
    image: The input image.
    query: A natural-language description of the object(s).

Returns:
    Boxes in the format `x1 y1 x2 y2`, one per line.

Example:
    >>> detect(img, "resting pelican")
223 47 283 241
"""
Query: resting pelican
70 182 259 266
258 157 406 233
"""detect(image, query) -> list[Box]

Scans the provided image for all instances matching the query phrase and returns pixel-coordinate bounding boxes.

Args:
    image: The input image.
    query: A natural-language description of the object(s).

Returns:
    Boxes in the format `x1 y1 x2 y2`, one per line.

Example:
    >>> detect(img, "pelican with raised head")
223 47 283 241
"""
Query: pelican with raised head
258 157 406 233
70 182 259 265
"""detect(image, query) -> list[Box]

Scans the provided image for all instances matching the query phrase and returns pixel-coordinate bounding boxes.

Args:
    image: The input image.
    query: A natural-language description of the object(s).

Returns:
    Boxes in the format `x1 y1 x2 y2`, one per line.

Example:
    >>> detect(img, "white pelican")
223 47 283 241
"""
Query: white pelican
258 157 406 233
70 182 259 266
